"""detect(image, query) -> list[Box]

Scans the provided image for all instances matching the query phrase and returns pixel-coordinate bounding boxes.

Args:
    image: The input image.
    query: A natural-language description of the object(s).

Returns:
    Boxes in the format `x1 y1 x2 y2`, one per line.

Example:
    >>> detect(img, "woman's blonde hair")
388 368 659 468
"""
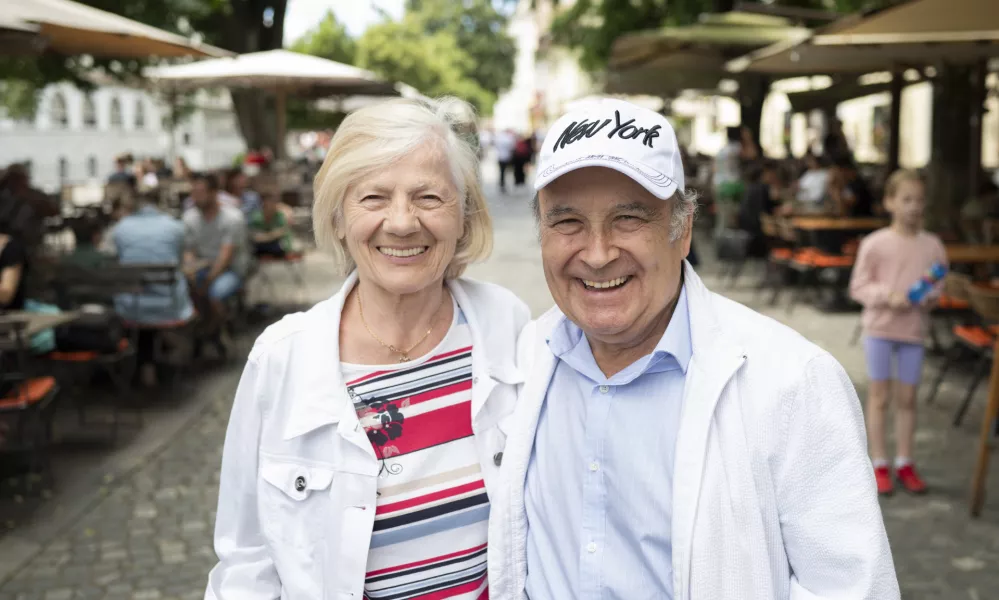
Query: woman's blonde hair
884 168 924 199
312 96 492 280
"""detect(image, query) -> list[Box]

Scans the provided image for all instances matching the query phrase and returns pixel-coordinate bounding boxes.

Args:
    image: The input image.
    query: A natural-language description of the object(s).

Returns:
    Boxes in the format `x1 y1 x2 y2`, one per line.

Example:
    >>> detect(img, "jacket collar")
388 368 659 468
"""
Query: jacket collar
281 272 522 441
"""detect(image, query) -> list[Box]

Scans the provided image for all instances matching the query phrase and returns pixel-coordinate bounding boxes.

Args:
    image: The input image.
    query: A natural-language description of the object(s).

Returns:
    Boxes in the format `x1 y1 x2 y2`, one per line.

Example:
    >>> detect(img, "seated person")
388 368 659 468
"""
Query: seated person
63 216 113 269
225 168 262 217
248 193 292 258
182 172 241 213
738 160 787 257
182 173 250 350
829 159 876 217
111 193 195 386
795 152 830 211
0 226 27 311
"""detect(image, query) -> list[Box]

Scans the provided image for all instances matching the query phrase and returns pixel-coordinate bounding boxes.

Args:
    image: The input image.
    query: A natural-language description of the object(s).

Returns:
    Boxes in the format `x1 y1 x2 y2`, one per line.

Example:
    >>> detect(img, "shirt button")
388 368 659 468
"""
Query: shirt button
589 461 600 472
598 385 609 393
586 542 598 553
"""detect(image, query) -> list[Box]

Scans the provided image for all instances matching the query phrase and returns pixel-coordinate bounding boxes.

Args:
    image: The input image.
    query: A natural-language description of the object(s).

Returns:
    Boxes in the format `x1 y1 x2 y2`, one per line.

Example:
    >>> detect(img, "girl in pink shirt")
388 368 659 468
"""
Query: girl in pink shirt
849 170 947 496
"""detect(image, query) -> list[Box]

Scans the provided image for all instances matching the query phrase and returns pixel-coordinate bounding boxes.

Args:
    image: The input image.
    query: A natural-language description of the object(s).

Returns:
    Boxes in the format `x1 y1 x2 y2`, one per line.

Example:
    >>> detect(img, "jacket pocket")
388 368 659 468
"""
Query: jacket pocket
259 455 336 549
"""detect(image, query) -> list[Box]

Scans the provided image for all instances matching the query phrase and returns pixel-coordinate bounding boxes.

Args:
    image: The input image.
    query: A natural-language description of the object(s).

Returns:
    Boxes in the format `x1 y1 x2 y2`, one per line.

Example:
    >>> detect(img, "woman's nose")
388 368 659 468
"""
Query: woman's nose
382 196 421 236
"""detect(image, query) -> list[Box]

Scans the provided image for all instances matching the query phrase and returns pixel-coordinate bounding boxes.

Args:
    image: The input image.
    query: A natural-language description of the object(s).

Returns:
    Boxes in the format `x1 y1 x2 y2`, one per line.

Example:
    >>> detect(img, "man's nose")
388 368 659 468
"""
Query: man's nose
578 231 619 270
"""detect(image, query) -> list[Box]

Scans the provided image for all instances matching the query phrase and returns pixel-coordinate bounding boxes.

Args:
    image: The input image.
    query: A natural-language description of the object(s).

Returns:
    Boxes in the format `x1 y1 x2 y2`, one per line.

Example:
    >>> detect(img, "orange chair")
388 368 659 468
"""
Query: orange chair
0 320 61 491
926 283 999 427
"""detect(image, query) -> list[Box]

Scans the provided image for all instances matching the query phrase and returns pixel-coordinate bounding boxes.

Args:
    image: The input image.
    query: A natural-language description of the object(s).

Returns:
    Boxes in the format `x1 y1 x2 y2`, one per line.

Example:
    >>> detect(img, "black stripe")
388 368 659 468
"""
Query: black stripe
367 564 487 600
349 350 471 389
373 492 489 532
352 370 472 408
366 547 487 584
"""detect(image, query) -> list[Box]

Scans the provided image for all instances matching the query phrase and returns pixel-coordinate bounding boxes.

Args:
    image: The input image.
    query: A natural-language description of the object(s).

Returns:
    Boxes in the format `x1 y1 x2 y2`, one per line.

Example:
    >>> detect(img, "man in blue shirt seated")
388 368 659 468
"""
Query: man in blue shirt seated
489 99 899 600
111 192 194 386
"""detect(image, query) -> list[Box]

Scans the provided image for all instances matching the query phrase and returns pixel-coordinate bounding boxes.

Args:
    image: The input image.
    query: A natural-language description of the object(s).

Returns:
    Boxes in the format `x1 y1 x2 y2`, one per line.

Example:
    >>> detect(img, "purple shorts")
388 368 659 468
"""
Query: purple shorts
863 336 925 385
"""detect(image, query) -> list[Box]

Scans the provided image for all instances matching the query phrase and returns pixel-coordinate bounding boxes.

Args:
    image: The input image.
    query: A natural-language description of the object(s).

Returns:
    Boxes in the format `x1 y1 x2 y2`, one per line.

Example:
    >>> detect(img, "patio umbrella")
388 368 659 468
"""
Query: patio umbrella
606 12 811 96
0 15 45 56
144 50 401 158
727 0 999 74
0 0 231 58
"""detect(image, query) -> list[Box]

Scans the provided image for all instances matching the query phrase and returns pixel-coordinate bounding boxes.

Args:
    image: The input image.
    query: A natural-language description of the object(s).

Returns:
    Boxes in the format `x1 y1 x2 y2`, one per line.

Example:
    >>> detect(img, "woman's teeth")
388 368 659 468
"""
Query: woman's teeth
379 247 428 258
582 276 630 290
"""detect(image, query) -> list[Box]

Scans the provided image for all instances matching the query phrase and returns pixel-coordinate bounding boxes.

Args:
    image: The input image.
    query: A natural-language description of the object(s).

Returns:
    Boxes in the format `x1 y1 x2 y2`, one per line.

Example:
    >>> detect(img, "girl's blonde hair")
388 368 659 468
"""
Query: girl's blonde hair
884 168 924 199
312 96 492 280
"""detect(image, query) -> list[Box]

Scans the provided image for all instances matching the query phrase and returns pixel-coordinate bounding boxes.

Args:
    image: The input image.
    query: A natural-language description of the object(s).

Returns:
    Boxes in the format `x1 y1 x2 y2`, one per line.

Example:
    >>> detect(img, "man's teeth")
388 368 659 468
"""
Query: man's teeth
582 277 629 289
379 247 427 257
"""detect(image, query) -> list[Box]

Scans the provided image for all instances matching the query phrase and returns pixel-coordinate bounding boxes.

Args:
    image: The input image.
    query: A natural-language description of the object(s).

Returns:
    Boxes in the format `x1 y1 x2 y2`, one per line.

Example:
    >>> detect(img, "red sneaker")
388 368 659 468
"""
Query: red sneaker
896 464 927 494
874 466 893 496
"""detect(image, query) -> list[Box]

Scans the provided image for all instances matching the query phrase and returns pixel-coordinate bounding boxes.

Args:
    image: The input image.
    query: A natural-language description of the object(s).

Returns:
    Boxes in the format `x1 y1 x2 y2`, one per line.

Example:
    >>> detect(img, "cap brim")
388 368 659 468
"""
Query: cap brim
534 154 679 200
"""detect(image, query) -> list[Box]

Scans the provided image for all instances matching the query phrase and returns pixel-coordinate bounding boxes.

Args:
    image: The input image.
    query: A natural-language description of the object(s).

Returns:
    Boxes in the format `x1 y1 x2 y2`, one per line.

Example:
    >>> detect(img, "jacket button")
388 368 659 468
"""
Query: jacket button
294 476 306 492
493 452 503 466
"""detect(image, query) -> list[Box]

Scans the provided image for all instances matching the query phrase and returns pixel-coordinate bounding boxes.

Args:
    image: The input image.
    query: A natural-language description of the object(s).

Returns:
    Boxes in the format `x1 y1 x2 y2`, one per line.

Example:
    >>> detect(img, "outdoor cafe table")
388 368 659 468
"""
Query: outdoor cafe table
0 311 81 351
945 244 999 265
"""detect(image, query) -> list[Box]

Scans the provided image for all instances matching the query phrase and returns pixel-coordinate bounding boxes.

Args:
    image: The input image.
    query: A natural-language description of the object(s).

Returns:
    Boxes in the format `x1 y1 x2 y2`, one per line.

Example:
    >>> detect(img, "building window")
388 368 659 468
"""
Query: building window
110 97 123 128
82 95 97 128
182 132 191 146
59 157 69 181
50 92 68 129
135 99 145 129
87 156 98 178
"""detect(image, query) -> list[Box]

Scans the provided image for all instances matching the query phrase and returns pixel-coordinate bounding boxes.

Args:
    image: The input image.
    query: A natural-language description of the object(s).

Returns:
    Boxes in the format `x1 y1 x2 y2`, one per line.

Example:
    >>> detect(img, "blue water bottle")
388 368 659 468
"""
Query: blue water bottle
907 263 948 304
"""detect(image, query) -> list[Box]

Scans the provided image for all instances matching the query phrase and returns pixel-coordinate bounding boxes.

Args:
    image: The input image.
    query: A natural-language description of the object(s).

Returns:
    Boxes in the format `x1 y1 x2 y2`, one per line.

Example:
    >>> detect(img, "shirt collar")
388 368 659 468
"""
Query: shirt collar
546 284 692 385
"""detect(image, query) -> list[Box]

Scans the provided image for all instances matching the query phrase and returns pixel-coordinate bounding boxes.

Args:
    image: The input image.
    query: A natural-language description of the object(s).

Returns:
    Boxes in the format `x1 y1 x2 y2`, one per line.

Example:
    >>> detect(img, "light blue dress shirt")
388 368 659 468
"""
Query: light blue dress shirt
525 286 691 600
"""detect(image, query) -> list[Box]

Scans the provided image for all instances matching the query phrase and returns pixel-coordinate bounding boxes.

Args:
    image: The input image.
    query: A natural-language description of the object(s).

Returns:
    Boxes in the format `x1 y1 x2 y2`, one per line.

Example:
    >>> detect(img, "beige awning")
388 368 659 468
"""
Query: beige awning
607 12 810 97
610 12 810 69
728 0 999 74
0 0 232 58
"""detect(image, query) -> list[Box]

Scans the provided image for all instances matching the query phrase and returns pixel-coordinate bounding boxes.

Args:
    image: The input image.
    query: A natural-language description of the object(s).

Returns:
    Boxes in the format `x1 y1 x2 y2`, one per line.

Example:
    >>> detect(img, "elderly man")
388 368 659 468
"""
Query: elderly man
488 99 899 599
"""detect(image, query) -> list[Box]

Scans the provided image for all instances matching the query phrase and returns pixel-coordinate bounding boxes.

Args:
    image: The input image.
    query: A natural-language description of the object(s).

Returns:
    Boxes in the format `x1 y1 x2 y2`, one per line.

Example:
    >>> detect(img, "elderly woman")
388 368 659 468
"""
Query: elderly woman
205 97 529 599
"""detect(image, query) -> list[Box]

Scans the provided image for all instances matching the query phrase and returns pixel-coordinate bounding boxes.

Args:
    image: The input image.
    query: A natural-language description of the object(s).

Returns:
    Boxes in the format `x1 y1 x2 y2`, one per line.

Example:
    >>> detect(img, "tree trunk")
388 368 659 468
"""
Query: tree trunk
738 74 768 150
217 0 288 154
926 63 982 234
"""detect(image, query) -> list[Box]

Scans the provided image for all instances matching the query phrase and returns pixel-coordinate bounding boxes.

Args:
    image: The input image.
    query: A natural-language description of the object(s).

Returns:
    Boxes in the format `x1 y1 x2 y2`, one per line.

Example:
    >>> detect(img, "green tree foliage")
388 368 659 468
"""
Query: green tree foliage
289 10 356 64
407 0 517 100
356 15 494 112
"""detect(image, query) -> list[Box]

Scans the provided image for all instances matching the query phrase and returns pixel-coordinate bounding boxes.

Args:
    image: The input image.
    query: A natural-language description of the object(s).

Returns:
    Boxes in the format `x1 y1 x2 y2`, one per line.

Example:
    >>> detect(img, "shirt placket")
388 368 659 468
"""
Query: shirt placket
579 382 613 600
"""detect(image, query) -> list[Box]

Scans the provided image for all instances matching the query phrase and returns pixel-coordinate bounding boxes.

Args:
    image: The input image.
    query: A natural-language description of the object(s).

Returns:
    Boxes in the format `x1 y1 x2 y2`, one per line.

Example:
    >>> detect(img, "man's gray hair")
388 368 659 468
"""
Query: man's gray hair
530 187 699 242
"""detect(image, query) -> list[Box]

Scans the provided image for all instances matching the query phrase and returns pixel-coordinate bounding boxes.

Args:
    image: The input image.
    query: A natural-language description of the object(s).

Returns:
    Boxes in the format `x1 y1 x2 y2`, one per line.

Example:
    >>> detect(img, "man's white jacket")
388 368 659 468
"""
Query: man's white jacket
488 264 900 600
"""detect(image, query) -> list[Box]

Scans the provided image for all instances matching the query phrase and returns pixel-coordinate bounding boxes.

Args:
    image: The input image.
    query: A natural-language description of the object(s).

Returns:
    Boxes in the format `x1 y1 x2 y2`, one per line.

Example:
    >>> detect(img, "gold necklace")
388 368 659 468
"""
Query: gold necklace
357 287 447 362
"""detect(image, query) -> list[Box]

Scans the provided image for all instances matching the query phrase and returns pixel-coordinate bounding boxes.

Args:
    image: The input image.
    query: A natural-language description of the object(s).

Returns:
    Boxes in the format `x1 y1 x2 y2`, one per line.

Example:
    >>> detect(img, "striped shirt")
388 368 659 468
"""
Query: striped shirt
343 304 488 600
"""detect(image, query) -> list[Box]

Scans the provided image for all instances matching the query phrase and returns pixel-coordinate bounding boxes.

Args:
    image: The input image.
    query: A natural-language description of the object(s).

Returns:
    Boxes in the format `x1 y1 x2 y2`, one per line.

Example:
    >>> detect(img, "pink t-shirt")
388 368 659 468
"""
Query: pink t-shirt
849 227 948 344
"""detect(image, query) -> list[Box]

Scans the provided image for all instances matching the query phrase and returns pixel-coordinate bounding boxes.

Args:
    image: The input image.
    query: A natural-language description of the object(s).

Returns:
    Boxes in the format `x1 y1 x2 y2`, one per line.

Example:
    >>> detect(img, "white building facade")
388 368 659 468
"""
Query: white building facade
492 0 595 135
0 82 246 192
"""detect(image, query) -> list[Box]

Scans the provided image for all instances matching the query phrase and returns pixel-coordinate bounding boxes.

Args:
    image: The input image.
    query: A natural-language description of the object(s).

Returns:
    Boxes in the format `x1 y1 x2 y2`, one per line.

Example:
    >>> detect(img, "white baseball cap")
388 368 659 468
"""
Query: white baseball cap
534 98 685 200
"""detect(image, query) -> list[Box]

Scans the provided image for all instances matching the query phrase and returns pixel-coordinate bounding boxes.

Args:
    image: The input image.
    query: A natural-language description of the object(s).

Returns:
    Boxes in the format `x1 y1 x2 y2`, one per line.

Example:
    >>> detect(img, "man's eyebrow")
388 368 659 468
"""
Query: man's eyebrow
613 201 660 217
544 205 577 220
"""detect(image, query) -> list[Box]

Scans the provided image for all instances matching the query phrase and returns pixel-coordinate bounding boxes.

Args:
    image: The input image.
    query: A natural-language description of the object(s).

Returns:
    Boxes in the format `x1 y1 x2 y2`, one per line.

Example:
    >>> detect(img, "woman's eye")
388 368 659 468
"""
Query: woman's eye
420 195 442 202
361 194 382 202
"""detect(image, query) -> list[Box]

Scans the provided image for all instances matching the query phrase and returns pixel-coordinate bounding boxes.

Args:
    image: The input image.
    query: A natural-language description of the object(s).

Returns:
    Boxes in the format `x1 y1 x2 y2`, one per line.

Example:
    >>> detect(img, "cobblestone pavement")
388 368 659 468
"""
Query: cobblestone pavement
1 177 998 599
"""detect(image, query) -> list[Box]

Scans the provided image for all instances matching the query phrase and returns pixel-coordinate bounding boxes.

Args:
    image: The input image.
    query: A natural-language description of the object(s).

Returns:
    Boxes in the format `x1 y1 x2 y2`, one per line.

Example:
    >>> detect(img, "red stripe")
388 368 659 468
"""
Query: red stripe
365 543 487 577
376 480 485 515
356 380 472 421
366 402 472 456
408 576 486 600
345 346 472 386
